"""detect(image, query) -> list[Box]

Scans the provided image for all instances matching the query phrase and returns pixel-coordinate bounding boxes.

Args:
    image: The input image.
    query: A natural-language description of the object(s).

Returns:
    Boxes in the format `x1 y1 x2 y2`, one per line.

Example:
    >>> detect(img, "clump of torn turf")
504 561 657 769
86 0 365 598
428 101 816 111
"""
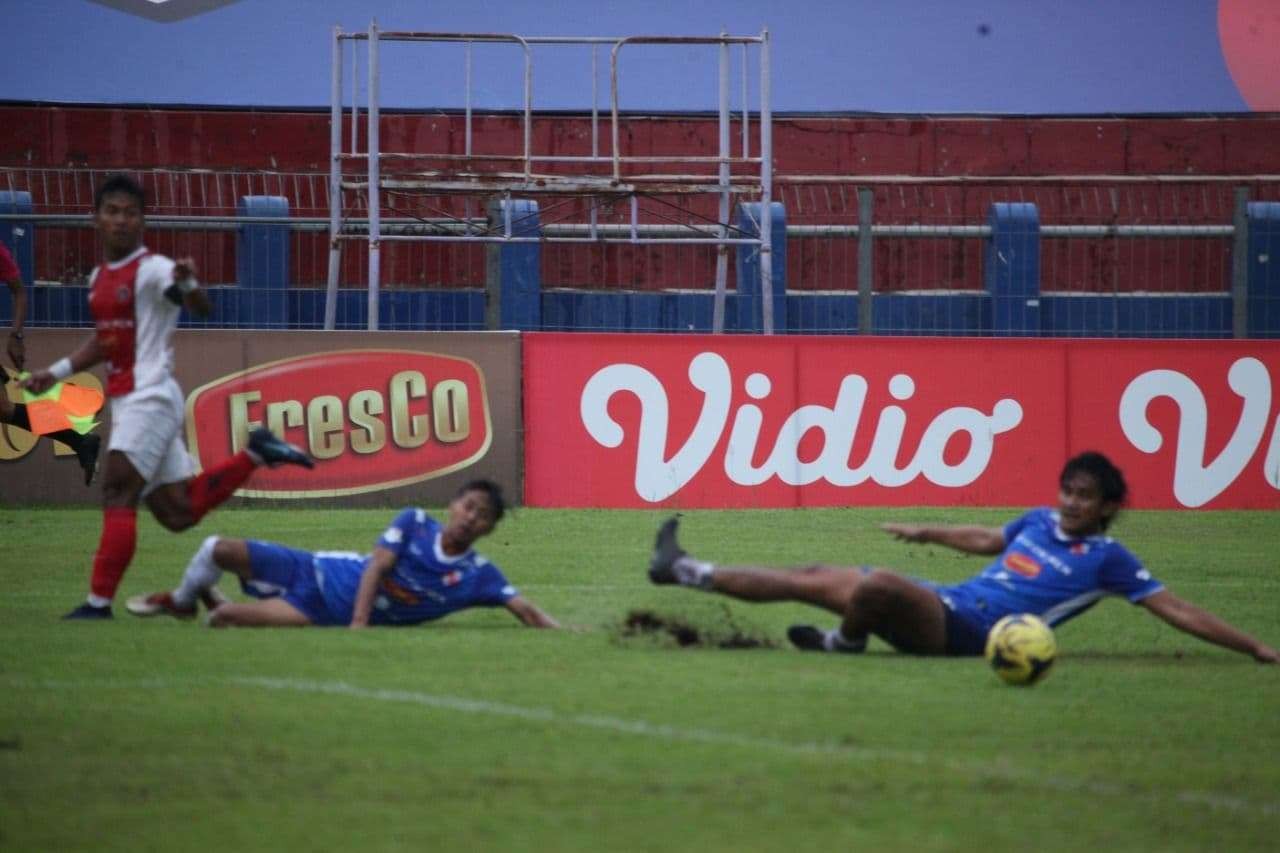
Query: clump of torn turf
617 605 777 649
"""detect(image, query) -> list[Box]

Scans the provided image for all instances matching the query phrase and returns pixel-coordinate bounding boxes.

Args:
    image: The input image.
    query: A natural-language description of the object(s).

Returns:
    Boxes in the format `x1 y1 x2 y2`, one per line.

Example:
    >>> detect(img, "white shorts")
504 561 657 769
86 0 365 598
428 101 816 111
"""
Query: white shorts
108 377 194 495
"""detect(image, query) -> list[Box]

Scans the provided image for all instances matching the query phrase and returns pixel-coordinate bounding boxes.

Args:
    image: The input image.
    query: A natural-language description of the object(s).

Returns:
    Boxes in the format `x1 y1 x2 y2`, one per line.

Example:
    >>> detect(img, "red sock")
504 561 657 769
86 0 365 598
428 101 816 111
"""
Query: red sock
187 451 257 522
89 507 137 601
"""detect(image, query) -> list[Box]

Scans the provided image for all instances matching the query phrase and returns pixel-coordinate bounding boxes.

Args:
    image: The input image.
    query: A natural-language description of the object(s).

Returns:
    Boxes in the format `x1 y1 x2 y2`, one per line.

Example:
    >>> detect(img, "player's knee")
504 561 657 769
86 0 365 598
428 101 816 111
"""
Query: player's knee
852 570 902 610
153 506 196 532
211 537 242 568
100 477 135 506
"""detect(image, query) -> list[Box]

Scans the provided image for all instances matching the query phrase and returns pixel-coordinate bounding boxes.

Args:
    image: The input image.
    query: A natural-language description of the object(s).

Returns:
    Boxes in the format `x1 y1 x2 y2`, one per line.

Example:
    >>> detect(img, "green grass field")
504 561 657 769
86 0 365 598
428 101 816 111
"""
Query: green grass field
2 505 1278 852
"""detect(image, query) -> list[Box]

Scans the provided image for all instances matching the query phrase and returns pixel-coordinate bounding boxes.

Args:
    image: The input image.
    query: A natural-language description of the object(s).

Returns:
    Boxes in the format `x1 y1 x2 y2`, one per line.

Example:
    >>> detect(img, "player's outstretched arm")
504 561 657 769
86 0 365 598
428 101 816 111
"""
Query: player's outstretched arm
21 334 104 394
349 547 398 629
1140 589 1277 663
505 596 560 629
880 523 1005 555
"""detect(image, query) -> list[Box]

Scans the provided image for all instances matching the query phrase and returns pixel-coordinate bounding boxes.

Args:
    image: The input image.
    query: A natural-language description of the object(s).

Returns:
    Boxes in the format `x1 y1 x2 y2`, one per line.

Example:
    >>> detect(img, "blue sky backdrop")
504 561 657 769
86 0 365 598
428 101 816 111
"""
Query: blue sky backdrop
1 0 1258 113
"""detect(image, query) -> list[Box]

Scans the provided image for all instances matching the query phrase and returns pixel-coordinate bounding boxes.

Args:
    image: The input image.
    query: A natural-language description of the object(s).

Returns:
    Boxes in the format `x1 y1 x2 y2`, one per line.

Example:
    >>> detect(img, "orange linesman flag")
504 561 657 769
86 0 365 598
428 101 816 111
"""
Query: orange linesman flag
17 372 104 437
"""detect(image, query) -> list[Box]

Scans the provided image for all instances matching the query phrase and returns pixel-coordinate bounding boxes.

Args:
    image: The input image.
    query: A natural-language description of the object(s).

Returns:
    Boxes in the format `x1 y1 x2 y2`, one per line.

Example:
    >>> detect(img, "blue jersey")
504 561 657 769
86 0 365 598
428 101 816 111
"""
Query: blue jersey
313 508 517 626
940 508 1163 630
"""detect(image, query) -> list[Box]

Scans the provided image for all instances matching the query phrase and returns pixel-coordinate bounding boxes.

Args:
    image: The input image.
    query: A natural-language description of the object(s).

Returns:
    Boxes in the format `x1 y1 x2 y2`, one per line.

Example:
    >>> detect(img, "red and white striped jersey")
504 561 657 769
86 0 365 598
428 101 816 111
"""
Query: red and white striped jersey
87 246 183 397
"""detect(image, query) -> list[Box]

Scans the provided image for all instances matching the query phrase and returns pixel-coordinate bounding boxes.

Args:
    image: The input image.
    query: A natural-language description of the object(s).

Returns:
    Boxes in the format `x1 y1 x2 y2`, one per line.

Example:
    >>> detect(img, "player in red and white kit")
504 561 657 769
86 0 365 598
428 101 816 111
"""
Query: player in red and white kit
23 174 314 620
0 240 102 483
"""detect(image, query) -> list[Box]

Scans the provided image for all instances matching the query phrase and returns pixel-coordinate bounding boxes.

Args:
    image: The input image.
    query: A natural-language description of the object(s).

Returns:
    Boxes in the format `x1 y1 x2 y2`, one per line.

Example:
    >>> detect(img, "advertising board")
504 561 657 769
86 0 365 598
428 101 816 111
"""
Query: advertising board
524 334 1280 509
1 330 520 507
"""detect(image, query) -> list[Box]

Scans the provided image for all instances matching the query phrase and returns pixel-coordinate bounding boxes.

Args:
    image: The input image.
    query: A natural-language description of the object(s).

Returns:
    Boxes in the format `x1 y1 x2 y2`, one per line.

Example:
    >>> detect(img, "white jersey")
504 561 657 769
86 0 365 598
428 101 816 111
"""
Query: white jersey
88 245 184 397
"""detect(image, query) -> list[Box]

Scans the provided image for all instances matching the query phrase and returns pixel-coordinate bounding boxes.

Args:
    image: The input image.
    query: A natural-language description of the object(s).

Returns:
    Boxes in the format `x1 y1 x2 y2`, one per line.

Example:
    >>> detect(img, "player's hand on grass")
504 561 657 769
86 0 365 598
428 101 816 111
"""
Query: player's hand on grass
881 522 928 543
1253 643 1278 664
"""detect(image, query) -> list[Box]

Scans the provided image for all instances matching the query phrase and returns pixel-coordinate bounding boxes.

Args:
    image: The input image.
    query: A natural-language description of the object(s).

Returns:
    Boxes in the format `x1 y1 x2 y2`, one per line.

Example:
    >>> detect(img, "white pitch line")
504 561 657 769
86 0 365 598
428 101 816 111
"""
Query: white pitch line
8 675 1278 820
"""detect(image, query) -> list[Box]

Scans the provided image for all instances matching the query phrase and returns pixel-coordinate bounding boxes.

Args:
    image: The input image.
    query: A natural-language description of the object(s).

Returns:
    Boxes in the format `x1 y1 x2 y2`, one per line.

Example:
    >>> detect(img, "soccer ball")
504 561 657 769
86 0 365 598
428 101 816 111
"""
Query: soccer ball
985 614 1056 686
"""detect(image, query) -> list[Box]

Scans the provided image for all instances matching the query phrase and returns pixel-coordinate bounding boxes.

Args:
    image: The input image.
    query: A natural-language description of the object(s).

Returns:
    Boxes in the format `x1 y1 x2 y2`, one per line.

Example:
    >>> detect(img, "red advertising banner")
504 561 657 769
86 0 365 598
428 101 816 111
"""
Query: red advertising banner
523 334 1280 510
186 349 493 499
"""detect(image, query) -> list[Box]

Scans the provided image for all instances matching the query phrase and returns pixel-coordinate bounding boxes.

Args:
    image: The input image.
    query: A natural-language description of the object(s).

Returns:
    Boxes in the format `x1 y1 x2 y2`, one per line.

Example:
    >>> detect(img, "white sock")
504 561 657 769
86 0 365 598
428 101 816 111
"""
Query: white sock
86 594 111 608
824 627 867 653
673 556 715 590
173 536 223 607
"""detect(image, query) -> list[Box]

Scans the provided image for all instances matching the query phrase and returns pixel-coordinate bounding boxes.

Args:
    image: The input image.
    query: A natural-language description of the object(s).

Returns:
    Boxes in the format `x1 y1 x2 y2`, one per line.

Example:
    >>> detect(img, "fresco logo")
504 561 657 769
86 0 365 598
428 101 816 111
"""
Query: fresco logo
185 350 493 498
87 0 243 22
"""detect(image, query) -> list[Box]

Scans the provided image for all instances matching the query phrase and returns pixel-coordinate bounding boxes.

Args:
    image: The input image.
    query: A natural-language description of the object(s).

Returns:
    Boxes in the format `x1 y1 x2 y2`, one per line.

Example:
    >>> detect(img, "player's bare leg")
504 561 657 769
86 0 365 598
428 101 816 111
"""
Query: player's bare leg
707 565 864 615
129 537 304 626
207 598 312 628
648 516 862 614
837 570 949 655
647 516 948 654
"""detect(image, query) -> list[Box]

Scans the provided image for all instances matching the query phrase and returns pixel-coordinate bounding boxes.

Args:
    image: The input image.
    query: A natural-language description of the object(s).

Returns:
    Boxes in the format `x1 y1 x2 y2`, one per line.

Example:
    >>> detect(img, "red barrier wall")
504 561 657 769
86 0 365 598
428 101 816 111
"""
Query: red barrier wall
523 334 1280 510
6 105 1280 175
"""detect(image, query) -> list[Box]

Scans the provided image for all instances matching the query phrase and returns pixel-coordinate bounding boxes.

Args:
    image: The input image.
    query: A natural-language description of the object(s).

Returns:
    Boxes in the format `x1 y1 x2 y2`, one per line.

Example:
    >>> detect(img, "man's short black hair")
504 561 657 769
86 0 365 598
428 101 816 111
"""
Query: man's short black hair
457 478 506 523
94 174 146 213
1060 451 1127 530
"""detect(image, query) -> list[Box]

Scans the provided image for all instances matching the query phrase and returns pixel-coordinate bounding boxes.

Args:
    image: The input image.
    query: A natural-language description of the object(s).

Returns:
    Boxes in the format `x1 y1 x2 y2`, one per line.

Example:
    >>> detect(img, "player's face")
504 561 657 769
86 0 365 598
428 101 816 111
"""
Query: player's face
95 191 144 260
1057 471 1115 536
444 489 497 546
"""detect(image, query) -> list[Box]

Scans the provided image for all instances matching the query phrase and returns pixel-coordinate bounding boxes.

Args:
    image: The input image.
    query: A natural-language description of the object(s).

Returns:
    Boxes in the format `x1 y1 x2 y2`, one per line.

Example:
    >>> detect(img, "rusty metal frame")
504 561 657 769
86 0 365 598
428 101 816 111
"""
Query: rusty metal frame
327 23 772 332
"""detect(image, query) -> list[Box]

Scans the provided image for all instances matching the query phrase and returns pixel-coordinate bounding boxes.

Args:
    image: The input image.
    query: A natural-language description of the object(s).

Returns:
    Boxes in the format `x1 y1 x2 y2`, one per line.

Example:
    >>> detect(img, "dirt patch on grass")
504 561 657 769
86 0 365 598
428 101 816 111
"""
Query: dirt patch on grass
618 607 777 649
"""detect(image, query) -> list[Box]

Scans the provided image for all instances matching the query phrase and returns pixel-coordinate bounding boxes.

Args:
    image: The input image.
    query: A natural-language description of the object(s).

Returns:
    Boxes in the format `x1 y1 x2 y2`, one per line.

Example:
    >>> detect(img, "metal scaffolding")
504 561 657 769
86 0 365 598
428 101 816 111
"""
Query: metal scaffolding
327 23 773 332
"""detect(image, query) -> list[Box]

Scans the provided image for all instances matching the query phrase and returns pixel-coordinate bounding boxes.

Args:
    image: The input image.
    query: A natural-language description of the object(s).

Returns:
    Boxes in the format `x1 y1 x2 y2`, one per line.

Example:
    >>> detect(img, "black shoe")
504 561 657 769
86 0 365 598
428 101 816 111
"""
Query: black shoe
63 602 113 620
647 516 686 584
787 624 867 654
77 433 102 486
788 625 828 651
247 427 314 469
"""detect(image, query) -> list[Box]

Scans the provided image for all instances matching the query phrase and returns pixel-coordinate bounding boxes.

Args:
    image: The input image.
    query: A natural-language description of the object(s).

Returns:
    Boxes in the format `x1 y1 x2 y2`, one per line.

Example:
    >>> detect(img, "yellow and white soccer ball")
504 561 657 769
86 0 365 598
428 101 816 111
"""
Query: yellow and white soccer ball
985 614 1057 686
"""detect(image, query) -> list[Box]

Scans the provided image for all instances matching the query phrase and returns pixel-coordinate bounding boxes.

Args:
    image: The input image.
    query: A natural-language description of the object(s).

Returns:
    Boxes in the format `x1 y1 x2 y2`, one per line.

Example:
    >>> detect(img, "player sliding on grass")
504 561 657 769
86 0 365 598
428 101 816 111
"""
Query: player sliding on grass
648 451 1277 663
22 174 313 620
128 479 560 630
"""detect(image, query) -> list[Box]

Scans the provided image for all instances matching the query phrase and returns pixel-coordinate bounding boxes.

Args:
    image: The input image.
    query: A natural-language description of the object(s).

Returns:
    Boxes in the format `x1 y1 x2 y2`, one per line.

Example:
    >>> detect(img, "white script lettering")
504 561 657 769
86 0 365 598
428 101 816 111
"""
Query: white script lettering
580 352 1023 502
1119 356 1280 507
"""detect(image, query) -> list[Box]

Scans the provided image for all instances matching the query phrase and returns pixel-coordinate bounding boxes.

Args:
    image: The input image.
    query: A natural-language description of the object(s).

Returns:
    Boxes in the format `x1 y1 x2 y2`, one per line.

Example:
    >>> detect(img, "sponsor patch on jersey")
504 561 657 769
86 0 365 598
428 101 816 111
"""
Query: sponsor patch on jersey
1070 542 1089 555
116 286 132 303
1003 552 1042 578
442 570 463 587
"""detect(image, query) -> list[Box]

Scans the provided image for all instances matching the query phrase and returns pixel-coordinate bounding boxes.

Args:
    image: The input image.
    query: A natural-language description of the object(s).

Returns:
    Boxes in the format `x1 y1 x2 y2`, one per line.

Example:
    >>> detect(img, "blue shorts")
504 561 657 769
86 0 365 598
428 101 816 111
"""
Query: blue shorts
915 580 995 657
242 540 335 625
